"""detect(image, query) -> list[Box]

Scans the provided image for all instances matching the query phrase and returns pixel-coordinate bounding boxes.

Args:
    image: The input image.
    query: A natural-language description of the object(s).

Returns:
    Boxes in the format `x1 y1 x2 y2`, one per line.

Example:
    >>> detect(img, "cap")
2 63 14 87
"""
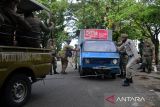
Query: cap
121 34 128 38
144 38 152 44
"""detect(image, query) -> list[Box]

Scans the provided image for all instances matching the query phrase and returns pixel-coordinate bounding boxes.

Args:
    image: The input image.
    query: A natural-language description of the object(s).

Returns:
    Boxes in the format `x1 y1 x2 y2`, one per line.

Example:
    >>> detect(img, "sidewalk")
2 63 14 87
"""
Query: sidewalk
134 65 160 92
135 71 160 79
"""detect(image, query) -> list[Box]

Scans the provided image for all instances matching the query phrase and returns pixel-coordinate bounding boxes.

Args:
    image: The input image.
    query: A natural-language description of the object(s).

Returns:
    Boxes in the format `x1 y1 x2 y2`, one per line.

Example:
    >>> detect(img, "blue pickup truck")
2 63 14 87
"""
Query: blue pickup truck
78 29 120 78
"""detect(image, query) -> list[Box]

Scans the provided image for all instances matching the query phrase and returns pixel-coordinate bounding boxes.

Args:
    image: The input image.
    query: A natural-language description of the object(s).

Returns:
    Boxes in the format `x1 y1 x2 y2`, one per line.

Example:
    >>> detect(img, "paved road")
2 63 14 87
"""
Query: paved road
24 62 160 107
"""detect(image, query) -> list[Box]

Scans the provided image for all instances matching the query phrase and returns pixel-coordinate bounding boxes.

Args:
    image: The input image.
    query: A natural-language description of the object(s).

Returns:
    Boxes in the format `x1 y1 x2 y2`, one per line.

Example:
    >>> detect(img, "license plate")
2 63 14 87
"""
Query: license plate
93 66 109 70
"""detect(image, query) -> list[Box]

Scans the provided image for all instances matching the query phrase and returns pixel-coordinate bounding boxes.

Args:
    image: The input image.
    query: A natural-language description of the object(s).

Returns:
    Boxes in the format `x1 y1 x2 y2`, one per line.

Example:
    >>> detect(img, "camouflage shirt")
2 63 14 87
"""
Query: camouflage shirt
143 42 154 56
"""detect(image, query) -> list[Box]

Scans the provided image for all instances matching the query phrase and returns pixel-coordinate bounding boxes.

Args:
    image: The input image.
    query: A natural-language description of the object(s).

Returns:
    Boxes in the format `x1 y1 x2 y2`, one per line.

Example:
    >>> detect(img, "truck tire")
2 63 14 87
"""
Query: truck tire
4 74 31 107
111 74 116 79
79 67 85 77
78 66 81 73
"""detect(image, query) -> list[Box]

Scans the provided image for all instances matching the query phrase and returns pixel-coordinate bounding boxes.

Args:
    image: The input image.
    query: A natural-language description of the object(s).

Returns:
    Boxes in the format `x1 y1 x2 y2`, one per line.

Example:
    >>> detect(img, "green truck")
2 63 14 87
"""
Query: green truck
0 0 52 107
0 46 52 107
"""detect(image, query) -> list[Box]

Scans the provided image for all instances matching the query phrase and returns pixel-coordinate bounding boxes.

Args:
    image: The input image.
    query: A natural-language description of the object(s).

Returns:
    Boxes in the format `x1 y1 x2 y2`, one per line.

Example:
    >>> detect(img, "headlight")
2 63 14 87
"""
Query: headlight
112 59 118 64
85 59 90 64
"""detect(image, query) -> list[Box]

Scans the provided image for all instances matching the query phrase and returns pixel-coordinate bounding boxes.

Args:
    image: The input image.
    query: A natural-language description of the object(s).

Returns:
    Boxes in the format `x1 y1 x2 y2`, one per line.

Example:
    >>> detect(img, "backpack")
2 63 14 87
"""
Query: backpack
65 50 72 57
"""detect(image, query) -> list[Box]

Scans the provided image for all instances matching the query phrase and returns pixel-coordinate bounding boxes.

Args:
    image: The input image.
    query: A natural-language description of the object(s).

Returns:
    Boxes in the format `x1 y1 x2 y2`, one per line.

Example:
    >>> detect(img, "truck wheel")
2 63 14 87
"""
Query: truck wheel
79 68 85 77
111 74 116 79
78 66 81 73
4 74 31 107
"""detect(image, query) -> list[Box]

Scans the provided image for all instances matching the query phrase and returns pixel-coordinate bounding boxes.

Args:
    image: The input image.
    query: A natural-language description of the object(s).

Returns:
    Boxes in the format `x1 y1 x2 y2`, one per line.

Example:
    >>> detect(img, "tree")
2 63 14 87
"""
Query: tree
107 0 160 64
37 0 69 51
140 5 160 64
71 0 107 29
37 0 160 63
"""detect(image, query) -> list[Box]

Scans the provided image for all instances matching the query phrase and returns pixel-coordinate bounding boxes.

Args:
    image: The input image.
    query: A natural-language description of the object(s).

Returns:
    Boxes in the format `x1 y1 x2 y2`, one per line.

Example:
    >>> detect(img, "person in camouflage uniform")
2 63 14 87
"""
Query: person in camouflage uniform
73 44 79 70
58 40 73 74
0 0 31 46
47 39 58 74
119 48 128 78
138 39 144 58
23 12 54 48
117 41 128 78
1 0 31 30
142 38 155 73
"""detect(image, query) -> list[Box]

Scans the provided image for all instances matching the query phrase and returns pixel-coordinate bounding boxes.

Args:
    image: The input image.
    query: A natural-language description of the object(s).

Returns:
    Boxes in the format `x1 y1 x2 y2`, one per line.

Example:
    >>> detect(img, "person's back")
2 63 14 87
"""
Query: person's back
25 17 41 32
0 0 31 46
143 42 153 56
1 0 31 30
23 12 54 48
25 12 53 33
142 39 155 73
63 44 73 58
59 40 73 74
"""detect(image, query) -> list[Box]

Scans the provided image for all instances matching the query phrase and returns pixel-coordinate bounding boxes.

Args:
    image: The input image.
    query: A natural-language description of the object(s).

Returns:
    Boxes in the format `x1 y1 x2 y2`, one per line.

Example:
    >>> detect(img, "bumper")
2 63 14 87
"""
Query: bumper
81 66 120 74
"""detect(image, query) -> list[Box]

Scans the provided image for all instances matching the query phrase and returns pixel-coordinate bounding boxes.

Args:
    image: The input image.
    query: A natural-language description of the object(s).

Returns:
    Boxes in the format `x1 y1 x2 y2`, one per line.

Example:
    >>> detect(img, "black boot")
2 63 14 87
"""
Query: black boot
147 68 151 73
54 70 59 74
50 72 53 75
50 70 53 75
75 65 77 70
143 68 145 72
53 68 59 74
54 72 59 74
129 78 133 83
122 78 130 86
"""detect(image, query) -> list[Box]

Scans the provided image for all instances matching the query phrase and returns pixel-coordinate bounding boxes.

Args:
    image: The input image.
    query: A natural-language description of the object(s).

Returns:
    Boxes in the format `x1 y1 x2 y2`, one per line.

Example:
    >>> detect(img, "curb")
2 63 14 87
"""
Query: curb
135 72 160 80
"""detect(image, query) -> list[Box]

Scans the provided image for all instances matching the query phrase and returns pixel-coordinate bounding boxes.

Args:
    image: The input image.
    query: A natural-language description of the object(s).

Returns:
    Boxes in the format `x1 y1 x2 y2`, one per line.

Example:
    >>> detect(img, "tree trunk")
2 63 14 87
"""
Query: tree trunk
155 38 159 65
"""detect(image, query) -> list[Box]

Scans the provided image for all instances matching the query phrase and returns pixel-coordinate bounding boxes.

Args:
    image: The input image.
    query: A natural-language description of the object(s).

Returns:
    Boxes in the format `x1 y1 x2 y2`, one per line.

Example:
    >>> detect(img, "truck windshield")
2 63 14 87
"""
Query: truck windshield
83 41 117 52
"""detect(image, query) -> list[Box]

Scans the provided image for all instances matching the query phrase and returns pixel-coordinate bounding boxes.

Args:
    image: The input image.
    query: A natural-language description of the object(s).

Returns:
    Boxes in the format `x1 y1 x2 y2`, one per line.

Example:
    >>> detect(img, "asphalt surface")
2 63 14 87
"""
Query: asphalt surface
24 62 160 107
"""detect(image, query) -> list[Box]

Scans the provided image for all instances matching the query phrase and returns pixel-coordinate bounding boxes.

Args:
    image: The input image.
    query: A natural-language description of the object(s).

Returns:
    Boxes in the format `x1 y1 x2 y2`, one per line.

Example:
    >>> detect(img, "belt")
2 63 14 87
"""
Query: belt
128 54 134 57
143 55 152 57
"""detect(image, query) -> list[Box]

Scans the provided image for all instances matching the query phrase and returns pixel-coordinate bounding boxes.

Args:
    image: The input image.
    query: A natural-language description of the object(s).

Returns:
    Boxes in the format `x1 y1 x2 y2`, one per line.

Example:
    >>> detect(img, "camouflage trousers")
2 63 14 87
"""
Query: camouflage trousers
50 57 57 74
52 58 57 72
142 56 152 73
120 55 128 76
61 57 68 73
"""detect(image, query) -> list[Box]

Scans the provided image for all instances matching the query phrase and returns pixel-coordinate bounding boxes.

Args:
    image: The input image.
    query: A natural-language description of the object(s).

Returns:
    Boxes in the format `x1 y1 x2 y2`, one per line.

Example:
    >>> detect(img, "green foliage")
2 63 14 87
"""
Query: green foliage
107 0 160 64
73 0 106 29
37 0 69 51
36 0 160 63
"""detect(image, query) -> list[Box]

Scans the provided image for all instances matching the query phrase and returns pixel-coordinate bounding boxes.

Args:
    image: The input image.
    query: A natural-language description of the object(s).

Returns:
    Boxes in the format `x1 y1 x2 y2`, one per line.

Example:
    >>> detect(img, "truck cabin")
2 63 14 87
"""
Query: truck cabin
0 0 50 48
